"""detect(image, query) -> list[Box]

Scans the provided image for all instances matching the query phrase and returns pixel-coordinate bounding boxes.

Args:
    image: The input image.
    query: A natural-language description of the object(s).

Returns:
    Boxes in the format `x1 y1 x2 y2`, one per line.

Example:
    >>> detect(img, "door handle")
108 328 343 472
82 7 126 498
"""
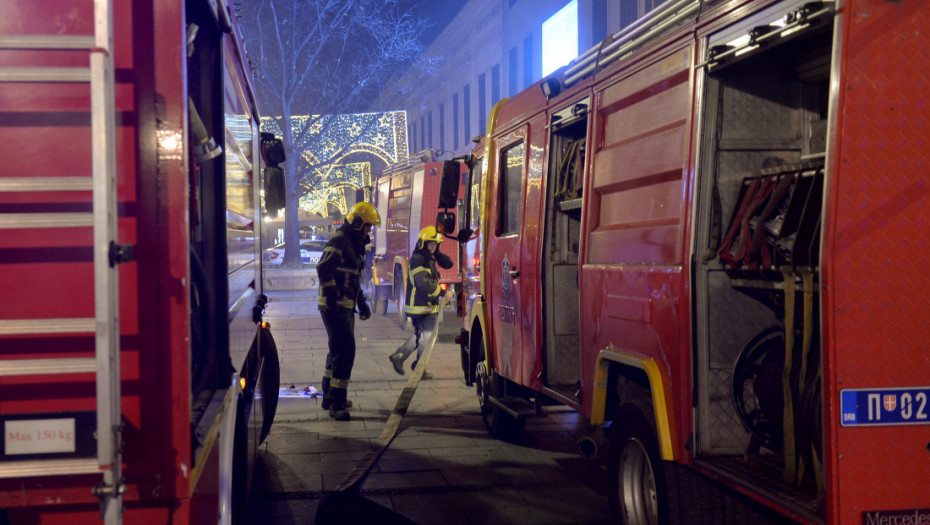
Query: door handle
509 267 520 279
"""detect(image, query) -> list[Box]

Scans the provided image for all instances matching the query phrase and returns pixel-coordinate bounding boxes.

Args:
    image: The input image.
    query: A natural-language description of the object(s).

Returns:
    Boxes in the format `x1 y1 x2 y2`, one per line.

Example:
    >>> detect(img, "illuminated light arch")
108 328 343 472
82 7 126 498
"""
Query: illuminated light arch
262 111 408 218
300 162 372 218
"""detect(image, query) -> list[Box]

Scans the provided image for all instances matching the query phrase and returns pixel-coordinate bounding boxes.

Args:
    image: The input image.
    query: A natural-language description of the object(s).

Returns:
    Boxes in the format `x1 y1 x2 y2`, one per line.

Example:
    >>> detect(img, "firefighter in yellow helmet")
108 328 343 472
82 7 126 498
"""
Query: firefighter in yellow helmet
388 225 453 380
317 201 381 420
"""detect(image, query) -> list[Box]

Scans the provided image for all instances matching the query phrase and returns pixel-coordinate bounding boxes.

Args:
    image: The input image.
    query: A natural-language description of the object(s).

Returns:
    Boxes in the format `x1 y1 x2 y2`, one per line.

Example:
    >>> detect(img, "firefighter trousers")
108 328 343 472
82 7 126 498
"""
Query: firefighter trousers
321 308 356 408
393 313 437 364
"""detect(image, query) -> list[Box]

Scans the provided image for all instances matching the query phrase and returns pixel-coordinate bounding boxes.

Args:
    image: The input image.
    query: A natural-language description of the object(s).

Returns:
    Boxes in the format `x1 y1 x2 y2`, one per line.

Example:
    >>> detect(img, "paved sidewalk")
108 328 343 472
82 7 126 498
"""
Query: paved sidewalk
247 289 610 525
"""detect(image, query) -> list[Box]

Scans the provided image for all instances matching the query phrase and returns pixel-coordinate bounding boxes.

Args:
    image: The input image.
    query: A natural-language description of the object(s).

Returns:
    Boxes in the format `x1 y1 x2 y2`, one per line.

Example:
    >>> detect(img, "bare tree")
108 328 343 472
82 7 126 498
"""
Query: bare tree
239 0 433 266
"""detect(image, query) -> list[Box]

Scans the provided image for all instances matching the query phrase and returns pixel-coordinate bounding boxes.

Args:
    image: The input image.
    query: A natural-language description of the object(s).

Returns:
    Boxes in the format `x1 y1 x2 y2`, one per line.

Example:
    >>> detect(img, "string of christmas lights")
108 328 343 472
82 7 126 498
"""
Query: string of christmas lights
261 111 408 217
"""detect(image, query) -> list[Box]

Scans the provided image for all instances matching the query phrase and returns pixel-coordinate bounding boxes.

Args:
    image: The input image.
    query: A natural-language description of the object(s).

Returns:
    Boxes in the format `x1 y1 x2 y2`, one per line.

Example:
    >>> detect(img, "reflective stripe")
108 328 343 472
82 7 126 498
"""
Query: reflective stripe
336 297 355 308
323 369 332 379
323 246 342 255
405 304 437 315
428 286 440 298
330 378 350 388
410 267 430 277
320 279 336 289
336 266 359 275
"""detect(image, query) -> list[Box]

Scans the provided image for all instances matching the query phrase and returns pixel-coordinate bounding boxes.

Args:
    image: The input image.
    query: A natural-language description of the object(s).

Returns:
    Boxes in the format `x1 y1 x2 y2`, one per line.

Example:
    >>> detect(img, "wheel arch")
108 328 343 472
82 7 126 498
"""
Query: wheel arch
468 298 491 368
593 348 677 461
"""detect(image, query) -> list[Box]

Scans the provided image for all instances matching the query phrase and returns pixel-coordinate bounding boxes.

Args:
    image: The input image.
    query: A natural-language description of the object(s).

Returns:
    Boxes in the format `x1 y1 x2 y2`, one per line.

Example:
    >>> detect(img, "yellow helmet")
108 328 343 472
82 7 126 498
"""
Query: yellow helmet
417 225 443 248
346 202 381 229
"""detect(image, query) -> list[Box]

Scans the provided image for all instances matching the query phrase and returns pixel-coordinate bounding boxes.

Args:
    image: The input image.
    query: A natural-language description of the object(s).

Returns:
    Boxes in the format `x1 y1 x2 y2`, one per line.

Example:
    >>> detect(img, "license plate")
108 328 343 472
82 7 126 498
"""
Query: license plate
841 387 930 426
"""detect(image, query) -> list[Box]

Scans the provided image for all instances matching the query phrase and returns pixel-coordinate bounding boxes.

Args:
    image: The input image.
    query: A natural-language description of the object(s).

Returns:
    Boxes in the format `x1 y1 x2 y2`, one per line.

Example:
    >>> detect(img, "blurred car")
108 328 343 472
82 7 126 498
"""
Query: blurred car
263 240 327 265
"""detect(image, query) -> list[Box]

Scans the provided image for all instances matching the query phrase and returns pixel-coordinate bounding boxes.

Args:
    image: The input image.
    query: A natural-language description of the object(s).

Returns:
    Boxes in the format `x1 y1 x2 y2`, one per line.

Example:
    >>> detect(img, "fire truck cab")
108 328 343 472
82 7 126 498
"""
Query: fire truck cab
369 151 466 323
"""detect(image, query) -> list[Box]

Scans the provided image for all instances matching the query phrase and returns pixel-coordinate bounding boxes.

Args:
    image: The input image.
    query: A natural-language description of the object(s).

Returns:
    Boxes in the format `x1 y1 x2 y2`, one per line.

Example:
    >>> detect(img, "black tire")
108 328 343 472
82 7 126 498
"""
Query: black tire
609 405 722 525
474 337 525 442
609 405 663 525
258 325 280 444
394 266 407 328
366 279 388 316
460 329 471 386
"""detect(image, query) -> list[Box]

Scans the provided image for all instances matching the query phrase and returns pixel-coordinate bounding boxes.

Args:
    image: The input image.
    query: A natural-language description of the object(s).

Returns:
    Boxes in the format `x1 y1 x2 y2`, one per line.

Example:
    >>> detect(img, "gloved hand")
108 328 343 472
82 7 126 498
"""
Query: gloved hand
434 251 453 269
357 298 371 320
323 287 338 308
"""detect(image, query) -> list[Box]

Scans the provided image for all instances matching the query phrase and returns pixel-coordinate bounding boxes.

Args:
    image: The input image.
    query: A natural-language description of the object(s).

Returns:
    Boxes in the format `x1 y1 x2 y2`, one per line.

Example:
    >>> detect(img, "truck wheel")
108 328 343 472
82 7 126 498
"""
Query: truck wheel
258 325 280 444
608 405 663 525
394 267 407 328
474 339 525 442
367 280 387 316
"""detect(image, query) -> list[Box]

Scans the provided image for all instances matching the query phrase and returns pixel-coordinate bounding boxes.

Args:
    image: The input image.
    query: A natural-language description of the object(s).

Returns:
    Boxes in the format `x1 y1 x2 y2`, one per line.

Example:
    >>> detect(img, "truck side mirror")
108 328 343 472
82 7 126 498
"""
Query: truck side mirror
263 166 286 213
261 132 286 164
437 160 460 209
261 133 287 213
436 212 456 237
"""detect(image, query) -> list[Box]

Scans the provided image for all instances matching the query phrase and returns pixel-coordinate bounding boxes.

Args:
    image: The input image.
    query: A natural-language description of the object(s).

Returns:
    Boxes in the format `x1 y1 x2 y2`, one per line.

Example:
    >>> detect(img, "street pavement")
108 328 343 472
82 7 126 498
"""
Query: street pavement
246 289 611 525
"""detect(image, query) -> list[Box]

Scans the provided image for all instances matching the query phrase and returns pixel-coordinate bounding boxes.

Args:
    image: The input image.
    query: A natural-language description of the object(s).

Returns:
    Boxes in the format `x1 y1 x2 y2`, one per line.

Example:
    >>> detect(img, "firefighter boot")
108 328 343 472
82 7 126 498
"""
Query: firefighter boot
328 386 351 421
320 373 352 410
389 352 405 375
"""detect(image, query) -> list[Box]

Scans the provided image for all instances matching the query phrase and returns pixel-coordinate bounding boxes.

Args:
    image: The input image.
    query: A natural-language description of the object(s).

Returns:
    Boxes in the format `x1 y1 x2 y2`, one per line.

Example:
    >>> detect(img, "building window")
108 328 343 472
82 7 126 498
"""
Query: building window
439 103 445 152
593 0 608 44
620 0 637 28
523 35 533 89
478 73 487 135
411 121 417 152
453 93 460 150
464 84 471 143
420 115 425 152
428 111 433 149
492 64 501 106
498 141 525 235
509 47 518 97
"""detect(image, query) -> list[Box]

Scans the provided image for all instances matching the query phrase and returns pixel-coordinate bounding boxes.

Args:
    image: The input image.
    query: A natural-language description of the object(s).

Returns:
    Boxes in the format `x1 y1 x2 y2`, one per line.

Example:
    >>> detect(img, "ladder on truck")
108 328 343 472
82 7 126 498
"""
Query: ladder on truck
0 1 125 523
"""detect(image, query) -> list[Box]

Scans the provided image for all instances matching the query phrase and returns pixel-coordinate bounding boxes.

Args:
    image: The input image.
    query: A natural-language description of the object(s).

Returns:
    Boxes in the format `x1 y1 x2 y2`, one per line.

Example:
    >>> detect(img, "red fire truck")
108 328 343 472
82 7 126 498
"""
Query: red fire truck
0 1 281 523
369 150 466 323
437 0 930 523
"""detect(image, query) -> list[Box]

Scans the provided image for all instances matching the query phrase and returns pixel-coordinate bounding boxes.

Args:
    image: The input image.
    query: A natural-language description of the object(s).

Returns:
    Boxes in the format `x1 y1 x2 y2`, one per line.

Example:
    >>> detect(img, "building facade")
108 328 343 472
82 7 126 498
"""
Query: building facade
375 0 668 157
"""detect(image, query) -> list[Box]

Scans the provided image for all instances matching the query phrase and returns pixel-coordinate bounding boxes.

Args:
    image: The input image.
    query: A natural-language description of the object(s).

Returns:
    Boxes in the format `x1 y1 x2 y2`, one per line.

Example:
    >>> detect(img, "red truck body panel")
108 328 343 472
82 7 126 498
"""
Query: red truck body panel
0 1 271 522
372 158 465 308
460 0 930 521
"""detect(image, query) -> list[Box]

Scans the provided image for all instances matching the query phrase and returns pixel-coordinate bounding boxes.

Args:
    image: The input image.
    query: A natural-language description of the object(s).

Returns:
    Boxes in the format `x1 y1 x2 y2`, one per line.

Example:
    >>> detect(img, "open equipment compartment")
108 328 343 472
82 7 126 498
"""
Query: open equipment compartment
692 1 834 519
541 98 589 394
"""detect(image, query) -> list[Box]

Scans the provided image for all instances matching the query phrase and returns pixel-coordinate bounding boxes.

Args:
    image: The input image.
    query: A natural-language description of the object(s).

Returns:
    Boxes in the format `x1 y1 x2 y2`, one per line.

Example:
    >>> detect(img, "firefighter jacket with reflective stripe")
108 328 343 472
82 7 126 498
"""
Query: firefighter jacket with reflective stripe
317 225 366 311
404 247 442 316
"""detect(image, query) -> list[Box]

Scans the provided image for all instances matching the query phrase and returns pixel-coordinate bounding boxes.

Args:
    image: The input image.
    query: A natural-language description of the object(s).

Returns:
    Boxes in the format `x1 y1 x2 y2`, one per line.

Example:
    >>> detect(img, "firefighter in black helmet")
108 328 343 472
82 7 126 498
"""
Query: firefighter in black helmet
388 226 453 380
317 201 380 421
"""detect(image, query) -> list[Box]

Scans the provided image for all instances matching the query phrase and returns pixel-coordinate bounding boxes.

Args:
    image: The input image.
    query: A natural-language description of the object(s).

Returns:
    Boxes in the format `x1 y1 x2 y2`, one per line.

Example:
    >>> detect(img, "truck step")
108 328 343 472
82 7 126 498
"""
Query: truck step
0 67 90 83
0 34 95 50
0 458 99 480
0 319 95 336
0 177 93 192
0 212 93 229
0 358 97 377
489 396 537 418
